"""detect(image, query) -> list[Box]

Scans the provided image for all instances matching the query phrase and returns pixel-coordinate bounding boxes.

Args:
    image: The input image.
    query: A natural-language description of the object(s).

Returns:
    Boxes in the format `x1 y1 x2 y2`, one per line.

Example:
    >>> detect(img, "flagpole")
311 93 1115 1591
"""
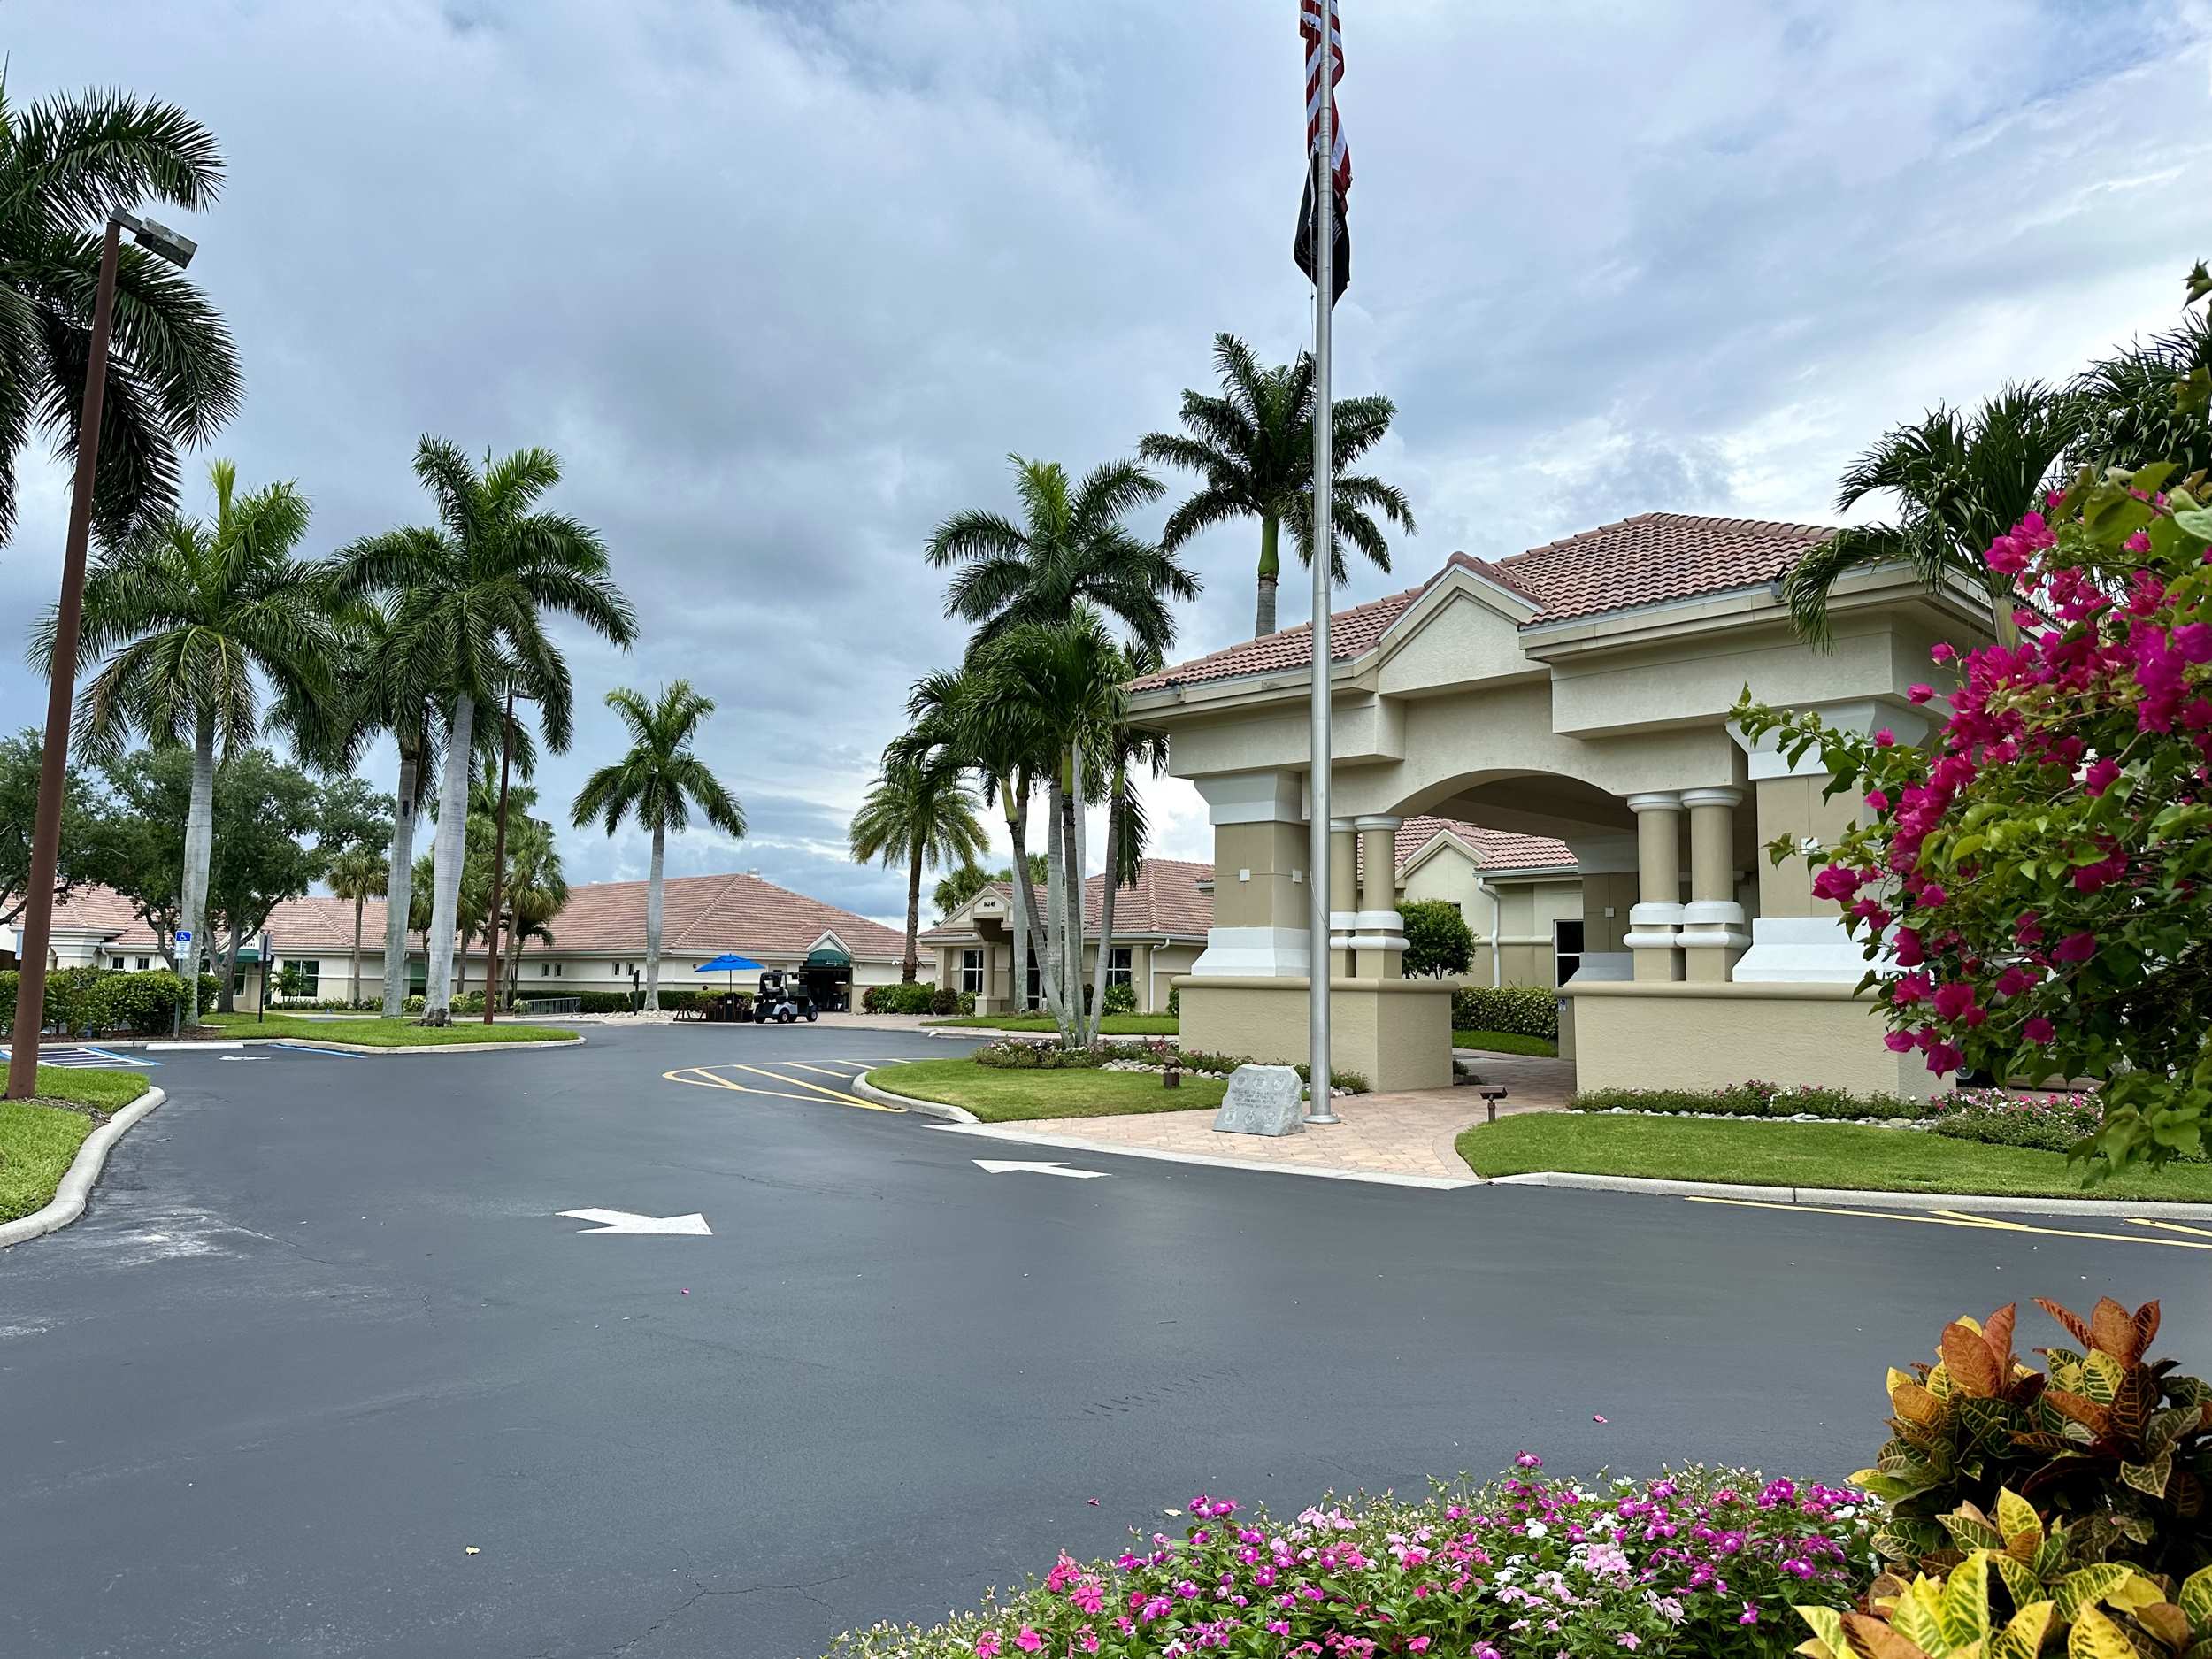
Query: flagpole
1305 93 1338 1125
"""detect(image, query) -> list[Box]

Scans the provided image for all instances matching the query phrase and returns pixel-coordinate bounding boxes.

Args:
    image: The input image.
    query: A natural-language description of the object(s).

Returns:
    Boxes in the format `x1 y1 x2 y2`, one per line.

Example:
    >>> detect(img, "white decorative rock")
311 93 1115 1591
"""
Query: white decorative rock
1212 1064 1306 1137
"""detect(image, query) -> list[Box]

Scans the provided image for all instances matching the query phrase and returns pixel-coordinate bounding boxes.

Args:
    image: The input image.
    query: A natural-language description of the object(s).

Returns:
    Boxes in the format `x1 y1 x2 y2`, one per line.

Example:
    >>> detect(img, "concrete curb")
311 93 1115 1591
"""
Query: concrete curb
1485 1170 2212 1220
268 1034 587 1056
926 1120 1479 1191
850 1069 979 1123
0 1086 166 1248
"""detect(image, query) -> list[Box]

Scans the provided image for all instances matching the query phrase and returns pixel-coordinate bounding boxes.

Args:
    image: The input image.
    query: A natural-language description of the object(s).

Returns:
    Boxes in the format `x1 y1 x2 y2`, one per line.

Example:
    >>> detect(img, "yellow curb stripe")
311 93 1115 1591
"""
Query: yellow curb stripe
2129 1217 2212 1239
1684 1195 2212 1250
719 1062 902 1112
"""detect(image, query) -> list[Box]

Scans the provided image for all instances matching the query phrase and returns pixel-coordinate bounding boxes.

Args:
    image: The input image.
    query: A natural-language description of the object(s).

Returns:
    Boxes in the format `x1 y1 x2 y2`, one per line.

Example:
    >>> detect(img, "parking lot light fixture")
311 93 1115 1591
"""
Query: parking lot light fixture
6 206 204 1100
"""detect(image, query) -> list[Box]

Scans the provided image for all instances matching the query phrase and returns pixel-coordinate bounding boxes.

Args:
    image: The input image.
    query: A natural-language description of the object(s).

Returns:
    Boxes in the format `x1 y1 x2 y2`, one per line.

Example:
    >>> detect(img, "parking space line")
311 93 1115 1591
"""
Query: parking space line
662 1064 905 1113
786 1061 865 1079
2131 1217 2212 1240
1686 1194 2212 1251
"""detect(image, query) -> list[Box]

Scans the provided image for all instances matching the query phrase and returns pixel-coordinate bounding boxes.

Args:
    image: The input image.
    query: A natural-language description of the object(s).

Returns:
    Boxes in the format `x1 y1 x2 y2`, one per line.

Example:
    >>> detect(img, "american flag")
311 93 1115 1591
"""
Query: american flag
1301 0 1349 195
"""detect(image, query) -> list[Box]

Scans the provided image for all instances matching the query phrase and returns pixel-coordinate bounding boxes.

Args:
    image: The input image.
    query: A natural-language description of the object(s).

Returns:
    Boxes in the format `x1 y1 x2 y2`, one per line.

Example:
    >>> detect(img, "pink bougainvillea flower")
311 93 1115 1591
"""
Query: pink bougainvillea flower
2024 1017 2055 1044
1907 683 1935 704
1874 728 1896 747
1593 1415 1608 1424
1932 982 1978 1021
2052 933 2096 964
2083 756 2121 795
1893 929 1925 967
1925 1041 1965 1075
1931 642 1957 664
1864 789 1890 813
1884 1031 1917 1053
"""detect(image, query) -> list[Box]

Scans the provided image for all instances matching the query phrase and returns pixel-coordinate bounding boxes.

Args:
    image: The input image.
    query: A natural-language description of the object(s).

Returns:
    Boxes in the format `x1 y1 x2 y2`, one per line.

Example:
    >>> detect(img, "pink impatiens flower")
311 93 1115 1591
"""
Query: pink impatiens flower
975 1634 1002 1658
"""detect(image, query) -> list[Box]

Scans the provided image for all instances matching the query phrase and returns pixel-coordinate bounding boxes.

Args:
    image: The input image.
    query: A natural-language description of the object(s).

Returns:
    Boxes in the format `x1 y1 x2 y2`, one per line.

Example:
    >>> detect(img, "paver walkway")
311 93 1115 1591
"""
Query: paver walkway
987 1051 1573 1183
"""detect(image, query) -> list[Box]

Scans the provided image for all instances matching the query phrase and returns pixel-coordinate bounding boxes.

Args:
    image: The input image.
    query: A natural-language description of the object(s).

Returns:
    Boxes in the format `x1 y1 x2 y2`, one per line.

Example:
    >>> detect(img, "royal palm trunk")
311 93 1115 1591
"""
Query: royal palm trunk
422 692 476 1022
1085 779 1124 1041
1256 514 1281 638
349 895 365 1009
382 746 419 1018
645 823 666 1012
177 709 218 1022
1006 784 1064 1028
900 841 922 985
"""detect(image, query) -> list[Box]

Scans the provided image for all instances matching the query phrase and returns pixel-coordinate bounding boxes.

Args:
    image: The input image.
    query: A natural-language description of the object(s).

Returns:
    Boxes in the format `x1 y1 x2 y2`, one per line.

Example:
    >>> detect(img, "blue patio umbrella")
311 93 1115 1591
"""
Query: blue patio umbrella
695 952 764 995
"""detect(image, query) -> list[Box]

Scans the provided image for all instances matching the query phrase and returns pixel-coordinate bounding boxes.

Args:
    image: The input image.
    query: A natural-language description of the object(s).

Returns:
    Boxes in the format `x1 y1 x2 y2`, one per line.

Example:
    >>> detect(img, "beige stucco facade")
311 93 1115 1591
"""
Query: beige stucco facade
1396 835 1583 988
1135 553 1993 1096
924 884 1202 1015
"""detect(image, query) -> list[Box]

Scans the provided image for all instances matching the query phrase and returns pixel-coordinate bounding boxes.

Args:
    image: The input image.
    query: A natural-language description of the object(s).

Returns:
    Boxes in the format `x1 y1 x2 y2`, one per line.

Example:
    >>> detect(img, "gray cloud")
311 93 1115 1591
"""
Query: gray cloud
4 0 2208 926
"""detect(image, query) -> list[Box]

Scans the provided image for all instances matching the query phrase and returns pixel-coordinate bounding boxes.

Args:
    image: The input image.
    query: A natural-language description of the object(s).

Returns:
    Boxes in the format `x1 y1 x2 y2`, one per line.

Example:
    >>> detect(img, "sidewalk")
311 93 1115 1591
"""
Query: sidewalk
959 1053 1573 1183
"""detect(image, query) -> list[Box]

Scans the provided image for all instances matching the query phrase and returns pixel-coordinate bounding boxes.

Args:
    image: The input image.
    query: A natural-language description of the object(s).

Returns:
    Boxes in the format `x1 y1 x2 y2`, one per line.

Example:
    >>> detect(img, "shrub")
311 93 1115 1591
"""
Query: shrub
1797 1493 2210 1659
657 988 698 1013
865 982 940 1016
41 965 114 1034
972 1038 1102 1071
576 990 634 1013
1735 427 2212 1174
1451 983 1558 1040
1571 1080 1927 1122
403 993 426 1014
955 989 977 1016
824 1463 1874 1659
100 970 190 1034
1400 897 1474 979
1852 1299 2212 1581
1164 983 1179 1018
1101 979 1136 1016
930 987 957 1017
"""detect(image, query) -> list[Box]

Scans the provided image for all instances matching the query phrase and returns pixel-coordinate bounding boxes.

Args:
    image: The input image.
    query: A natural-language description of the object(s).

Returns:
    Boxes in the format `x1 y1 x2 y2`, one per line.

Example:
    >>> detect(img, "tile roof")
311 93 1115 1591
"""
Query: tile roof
1393 816 1576 874
41 872 906 961
1133 512 1832 691
919 859 1215 943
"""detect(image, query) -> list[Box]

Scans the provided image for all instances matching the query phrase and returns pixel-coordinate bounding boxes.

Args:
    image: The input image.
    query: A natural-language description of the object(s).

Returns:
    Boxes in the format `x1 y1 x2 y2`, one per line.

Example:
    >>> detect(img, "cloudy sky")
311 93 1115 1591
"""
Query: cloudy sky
5 0 2208 928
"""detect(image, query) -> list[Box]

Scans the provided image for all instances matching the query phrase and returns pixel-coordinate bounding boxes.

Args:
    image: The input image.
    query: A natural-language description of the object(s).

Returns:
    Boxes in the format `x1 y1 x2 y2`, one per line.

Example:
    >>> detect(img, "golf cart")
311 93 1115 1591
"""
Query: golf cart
752 968 818 1023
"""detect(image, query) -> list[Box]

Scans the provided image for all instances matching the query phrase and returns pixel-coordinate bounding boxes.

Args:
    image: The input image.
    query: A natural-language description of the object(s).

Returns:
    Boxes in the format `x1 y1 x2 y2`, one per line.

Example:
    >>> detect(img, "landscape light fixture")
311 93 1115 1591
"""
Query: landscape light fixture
4 203 206 1097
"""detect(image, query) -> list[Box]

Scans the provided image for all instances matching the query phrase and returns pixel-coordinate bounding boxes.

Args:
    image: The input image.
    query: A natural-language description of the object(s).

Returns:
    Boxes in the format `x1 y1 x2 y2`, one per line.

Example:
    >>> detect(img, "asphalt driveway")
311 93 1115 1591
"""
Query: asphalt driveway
1 1023 2201 1658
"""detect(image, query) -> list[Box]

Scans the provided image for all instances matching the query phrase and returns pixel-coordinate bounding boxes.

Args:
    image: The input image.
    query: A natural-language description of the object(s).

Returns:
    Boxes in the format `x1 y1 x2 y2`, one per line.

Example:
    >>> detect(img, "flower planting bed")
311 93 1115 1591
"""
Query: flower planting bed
826 1297 2212 1658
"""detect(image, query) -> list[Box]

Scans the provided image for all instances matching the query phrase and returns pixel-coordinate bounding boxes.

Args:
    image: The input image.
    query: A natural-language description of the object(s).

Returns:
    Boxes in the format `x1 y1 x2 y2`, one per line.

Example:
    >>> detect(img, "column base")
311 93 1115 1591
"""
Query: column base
1732 917 1873 985
1191 926 1310 979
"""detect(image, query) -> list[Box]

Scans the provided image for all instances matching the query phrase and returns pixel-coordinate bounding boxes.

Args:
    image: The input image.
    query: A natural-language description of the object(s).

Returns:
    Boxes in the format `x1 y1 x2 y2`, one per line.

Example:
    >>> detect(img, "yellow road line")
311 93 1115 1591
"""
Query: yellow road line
2130 1217 2212 1239
787 1061 866 1079
1684 1195 2212 1251
662 1065 897 1110
718 1062 902 1112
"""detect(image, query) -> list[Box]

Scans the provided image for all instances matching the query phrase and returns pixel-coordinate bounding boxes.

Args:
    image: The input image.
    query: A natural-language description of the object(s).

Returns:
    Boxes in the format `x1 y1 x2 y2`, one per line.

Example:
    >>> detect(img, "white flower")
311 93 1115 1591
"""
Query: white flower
1525 1522 1548 1539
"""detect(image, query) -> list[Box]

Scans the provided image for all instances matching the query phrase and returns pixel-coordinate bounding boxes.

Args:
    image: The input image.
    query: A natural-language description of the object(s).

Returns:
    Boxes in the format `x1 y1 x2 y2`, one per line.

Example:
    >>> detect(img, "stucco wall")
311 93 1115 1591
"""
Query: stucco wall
1570 980 1933 1099
1179 976 1454 1092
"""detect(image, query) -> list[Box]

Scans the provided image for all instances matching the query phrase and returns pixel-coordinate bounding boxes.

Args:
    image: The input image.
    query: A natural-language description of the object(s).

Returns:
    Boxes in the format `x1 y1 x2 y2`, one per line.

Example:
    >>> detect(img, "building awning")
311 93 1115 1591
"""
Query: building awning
804 946 850 968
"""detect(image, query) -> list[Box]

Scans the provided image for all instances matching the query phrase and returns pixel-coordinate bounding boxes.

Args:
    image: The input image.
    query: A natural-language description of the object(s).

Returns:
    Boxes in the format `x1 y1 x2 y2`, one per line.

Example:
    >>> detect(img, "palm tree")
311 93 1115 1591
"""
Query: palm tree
926 456 1195 658
0 81 241 543
849 754 988 984
1083 642 1168 1038
326 844 388 1009
1141 333 1415 638
335 439 636 1022
1782 386 2081 649
932 861 993 921
46 460 332 1021
2068 282 2212 480
570 680 744 1012
497 817 566 1006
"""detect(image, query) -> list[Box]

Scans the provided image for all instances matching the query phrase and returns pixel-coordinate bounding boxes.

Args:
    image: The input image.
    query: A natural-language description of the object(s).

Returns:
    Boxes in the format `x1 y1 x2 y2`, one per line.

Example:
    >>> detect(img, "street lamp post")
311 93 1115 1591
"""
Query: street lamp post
5 208 201 1100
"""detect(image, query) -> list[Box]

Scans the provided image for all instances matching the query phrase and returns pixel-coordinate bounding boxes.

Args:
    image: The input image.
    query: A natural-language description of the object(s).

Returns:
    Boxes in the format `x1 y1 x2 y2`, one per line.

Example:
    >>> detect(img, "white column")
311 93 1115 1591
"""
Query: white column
1351 814 1406 978
1678 787 1749 982
1326 819 1357 979
1623 792 1684 982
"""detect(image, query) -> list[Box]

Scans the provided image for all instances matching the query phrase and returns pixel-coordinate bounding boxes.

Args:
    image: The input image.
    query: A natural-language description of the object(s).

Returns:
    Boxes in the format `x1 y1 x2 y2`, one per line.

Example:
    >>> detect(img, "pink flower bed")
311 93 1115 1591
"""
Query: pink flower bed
826 1463 1877 1659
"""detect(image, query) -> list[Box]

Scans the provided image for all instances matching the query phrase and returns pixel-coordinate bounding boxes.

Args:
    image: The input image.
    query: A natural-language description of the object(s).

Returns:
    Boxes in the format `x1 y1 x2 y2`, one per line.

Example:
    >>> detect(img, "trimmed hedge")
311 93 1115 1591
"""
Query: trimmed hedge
1101 980 1136 1016
1450 984 1557 1040
864 982 958 1016
0 966 217 1036
1571 1079 1927 1121
974 1037 1369 1094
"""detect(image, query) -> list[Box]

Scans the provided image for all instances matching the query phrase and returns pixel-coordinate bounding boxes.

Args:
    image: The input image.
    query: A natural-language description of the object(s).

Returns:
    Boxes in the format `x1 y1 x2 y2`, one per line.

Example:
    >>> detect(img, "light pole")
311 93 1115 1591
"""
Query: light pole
6 208 201 1100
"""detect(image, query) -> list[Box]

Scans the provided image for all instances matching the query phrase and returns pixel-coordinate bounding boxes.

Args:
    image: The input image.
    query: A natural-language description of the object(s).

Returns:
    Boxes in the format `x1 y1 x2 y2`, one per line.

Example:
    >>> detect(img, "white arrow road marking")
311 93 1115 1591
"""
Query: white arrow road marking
557 1208 713 1235
972 1159 1109 1179
219 1056 269 1062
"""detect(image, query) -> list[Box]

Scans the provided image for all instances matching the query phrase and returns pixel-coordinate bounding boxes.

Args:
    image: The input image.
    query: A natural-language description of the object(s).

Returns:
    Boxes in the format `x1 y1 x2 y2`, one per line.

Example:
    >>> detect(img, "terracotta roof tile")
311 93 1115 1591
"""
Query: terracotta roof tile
919 859 1214 943
1393 816 1576 874
1133 512 1832 691
41 873 905 962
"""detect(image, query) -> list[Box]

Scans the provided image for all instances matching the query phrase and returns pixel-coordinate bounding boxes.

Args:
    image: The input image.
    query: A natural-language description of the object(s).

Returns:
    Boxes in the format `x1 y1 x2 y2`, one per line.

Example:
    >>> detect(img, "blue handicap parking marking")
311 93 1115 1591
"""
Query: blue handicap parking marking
0 1043 155 1070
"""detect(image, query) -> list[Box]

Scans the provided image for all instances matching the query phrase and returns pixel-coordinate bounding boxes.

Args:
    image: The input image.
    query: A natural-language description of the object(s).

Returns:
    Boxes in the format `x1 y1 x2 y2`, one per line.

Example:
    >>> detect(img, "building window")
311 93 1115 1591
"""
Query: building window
959 948 984 997
1107 947 1133 987
541 963 550 978
554 963 564 977
1555 919 1585 987
281 958 320 999
135 956 150 972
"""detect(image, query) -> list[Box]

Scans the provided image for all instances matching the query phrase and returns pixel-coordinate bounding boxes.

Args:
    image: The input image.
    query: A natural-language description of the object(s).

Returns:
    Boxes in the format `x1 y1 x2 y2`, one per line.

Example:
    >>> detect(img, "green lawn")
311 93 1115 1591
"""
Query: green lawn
201 1013 577 1046
1453 1029 1558 1057
1 1065 155 1222
921 1013 1180 1037
868 1056 1224 1122
1455 1113 2212 1202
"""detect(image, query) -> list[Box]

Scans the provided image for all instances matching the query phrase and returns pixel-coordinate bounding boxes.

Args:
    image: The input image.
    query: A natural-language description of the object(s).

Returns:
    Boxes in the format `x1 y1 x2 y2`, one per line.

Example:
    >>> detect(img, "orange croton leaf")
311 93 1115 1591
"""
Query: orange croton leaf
2035 1298 2094 1349
1942 1321 2005 1397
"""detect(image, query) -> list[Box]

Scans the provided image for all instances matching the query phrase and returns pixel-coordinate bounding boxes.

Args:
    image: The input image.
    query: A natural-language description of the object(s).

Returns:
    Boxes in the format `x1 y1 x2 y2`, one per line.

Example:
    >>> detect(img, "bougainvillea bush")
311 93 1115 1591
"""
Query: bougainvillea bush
1737 442 2212 1176
825 1464 1877 1659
